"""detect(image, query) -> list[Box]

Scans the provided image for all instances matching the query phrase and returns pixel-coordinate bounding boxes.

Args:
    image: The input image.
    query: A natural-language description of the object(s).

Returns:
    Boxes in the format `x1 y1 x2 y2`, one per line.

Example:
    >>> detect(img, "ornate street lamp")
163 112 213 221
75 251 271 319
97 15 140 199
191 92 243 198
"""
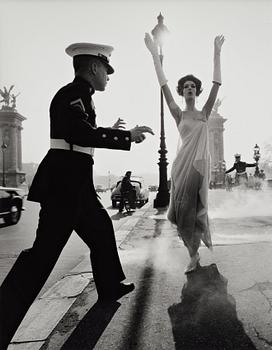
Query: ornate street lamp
253 144 261 177
152 13 170 208
1 142 8 187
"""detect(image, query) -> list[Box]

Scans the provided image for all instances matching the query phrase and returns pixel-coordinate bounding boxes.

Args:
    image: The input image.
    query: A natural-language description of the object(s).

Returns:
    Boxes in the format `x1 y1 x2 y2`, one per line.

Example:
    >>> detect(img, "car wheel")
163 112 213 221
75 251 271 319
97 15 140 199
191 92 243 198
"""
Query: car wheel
112 200 117 208
4 205 21 225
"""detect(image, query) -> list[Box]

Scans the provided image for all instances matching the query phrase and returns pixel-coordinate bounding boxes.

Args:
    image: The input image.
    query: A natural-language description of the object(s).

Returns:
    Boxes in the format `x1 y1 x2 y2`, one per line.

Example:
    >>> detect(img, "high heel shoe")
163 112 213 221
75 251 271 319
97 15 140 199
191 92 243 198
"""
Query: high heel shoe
184 252 200 274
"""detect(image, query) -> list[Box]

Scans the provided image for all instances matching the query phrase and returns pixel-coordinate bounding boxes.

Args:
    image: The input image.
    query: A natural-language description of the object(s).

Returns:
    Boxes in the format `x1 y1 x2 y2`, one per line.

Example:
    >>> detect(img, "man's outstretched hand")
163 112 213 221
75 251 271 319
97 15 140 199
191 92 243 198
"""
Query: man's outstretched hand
112 117 126 129
130 125 154 144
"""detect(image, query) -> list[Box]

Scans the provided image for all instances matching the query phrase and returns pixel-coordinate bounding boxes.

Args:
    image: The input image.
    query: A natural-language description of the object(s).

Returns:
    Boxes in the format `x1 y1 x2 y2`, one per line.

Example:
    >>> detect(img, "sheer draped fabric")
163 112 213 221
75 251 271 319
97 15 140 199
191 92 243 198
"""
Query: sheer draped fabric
167 107 212 254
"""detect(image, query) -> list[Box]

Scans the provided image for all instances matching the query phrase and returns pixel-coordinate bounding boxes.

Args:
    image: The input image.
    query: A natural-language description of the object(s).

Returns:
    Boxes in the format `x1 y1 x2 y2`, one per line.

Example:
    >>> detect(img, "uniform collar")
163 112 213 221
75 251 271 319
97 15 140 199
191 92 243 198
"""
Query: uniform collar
73 76 95 95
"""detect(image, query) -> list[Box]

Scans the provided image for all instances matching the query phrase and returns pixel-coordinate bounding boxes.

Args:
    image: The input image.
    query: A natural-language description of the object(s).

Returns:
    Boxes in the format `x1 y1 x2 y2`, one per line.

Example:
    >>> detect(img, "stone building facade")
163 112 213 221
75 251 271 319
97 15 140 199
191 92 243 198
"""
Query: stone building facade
0 109 26 187
208 108 227 186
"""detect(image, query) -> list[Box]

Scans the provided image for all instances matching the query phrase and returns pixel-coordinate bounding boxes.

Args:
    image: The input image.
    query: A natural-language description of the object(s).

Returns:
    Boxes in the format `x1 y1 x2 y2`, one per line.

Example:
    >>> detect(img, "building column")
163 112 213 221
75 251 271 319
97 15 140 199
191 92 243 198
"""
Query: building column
17 126 23 171
208 111 227 187
0 110 26 187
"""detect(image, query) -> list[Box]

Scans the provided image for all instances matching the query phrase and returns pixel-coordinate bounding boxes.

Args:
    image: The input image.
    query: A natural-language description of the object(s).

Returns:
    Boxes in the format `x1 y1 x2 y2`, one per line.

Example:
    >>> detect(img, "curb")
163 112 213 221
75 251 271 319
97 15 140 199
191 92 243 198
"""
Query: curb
8 200 154 349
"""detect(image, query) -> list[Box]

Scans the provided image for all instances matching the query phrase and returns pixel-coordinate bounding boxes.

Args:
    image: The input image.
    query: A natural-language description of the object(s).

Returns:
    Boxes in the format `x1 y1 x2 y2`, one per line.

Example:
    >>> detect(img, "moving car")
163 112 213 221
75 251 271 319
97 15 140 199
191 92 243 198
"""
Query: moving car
111 176 149 208
0 186 25 225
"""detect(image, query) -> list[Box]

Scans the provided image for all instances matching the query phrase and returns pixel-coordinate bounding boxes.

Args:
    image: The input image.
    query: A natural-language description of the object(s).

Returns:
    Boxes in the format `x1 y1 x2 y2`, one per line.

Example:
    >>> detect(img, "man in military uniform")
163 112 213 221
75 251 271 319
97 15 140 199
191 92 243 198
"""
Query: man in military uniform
225 153 256 186
0 42 154 349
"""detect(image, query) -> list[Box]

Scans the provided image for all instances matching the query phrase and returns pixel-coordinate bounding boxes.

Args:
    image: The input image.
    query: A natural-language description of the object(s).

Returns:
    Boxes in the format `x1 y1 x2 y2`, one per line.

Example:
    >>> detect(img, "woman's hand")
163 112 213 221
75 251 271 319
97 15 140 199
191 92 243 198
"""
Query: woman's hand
112 117 126 129
144 33 158 56
214 35 225 54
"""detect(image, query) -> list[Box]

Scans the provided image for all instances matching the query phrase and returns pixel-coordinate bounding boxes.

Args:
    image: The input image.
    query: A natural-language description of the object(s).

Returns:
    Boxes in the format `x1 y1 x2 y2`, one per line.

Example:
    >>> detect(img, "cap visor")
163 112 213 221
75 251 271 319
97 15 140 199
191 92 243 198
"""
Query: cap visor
105 63 114 74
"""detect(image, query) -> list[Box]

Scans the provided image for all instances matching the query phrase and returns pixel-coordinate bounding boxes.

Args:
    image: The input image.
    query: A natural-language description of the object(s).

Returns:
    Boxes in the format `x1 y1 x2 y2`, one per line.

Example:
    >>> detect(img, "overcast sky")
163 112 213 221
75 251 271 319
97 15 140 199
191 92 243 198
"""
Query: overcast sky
0 0 271 177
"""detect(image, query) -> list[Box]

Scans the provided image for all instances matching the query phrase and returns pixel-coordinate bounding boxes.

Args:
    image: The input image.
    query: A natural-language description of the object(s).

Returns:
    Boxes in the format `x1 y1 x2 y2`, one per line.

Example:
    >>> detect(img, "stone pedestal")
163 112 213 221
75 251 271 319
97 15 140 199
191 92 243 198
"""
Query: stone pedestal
208 111 227 187
0 109 26 188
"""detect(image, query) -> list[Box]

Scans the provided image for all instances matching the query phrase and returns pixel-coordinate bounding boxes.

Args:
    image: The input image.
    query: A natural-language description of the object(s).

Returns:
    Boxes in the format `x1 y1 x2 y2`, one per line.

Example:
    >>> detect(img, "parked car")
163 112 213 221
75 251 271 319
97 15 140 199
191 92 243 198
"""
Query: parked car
95 184 107 193
111 176 149 208
148 185 158 192
0 186 25 225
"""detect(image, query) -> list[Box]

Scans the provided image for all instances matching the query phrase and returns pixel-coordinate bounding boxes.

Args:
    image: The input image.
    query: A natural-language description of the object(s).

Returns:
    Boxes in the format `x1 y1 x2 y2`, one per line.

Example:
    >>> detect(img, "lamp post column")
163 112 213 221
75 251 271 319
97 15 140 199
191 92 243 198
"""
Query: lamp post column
154 49 170 208
152 13 170 209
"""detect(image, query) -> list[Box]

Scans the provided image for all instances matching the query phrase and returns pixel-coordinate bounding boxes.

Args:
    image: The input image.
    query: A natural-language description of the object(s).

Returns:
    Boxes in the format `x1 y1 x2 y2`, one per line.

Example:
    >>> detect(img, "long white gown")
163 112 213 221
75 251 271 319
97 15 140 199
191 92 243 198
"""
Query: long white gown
167 106 212 254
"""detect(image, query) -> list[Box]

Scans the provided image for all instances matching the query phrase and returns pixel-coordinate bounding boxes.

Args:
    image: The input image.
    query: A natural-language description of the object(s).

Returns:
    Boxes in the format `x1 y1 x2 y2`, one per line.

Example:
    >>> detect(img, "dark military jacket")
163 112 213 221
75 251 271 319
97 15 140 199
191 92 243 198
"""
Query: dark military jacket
28 76 131 203
225 161 256 175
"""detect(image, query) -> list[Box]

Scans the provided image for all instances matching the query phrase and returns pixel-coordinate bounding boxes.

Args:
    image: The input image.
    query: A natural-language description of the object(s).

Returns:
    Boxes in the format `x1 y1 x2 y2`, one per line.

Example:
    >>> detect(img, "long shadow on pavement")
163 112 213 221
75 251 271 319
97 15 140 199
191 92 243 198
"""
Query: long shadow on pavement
168 264 257 350
118 217 164 350
61 300 121 350
118 261 154 350
111 211 134 220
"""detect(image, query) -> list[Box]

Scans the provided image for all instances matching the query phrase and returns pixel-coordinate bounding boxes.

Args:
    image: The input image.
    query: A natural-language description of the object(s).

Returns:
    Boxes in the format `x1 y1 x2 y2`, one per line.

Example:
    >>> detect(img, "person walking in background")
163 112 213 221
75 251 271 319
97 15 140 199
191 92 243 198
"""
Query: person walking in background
225 174 233 191
257 169 266 190
0 42 154 349
248 173 255 189
119 171 136 212
145 33 224 273
259 169 266 181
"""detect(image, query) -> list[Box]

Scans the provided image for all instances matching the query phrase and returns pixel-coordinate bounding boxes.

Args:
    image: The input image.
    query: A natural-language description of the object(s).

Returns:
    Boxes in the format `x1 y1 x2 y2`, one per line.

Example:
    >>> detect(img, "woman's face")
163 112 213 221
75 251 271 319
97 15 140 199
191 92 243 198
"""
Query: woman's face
183 80 196 99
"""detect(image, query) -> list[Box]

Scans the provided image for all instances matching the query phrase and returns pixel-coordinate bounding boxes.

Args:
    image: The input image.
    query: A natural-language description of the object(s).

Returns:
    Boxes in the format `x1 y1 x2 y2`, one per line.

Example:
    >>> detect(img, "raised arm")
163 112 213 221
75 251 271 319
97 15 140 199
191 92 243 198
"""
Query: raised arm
245 163 257 168
202 35 225 119
144 33 181 126
225 165 235 174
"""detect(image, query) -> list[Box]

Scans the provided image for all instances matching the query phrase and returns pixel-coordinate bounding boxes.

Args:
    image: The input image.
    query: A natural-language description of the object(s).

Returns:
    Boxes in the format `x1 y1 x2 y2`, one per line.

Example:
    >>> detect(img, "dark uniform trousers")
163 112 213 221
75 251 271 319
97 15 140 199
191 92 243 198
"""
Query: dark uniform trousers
0 76 132 349
0 183 125 349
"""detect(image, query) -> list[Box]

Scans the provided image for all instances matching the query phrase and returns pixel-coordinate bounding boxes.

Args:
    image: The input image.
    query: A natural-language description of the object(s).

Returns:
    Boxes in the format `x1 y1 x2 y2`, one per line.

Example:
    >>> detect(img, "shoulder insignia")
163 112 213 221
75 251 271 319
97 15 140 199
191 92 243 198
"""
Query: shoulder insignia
70 98 86 112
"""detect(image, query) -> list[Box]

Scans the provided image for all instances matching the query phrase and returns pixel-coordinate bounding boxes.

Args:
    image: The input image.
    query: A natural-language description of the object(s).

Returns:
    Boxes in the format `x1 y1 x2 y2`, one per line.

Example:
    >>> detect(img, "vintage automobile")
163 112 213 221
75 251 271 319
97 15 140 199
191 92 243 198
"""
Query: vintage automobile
148 185 158 192
95 184 107 193
111 176 149 208
0 186 25 225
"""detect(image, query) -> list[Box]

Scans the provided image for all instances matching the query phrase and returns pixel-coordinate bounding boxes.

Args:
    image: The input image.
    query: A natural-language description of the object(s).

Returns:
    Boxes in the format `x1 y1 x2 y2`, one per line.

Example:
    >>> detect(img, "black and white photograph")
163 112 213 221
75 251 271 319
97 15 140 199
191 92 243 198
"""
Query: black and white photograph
0 0 272 349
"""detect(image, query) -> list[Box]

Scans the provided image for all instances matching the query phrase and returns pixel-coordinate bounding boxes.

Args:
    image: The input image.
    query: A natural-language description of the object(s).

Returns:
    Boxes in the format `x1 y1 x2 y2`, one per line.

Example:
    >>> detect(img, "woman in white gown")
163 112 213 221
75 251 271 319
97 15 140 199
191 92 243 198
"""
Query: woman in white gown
144 33 224 273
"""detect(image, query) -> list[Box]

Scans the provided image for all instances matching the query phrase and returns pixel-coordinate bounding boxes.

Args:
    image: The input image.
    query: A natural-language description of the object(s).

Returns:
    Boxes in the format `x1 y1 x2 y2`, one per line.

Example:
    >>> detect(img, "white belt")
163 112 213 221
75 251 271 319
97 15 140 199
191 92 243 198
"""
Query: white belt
50 139 94 156
237 171 246 175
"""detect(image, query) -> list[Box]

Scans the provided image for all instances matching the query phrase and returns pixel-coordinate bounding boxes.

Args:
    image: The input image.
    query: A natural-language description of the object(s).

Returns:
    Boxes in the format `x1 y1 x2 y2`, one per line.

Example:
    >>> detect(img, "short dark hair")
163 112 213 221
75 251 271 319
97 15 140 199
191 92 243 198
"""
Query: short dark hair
73 55 102 73
176 74 203 96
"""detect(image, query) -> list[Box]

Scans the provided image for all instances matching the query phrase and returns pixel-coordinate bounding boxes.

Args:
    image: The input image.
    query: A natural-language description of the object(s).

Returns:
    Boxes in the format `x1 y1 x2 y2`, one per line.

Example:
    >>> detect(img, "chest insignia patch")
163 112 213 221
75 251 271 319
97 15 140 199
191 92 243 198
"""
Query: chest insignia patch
70 98 86 112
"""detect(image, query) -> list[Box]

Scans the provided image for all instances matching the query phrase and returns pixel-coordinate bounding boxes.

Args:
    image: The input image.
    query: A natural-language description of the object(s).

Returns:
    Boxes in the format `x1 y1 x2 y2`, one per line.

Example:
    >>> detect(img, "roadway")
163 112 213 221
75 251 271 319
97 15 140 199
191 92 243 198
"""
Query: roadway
0 191 134 295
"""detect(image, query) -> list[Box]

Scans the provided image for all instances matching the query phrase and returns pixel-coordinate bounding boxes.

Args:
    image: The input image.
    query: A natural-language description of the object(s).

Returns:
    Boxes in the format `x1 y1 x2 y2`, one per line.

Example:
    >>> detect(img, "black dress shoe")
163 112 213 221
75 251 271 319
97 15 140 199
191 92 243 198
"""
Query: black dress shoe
98 282 135 301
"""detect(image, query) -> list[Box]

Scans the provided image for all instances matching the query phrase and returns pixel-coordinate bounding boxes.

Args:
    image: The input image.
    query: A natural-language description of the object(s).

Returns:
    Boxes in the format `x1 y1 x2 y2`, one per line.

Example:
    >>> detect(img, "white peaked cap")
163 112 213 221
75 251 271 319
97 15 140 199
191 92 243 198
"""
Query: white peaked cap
65 42 114 74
